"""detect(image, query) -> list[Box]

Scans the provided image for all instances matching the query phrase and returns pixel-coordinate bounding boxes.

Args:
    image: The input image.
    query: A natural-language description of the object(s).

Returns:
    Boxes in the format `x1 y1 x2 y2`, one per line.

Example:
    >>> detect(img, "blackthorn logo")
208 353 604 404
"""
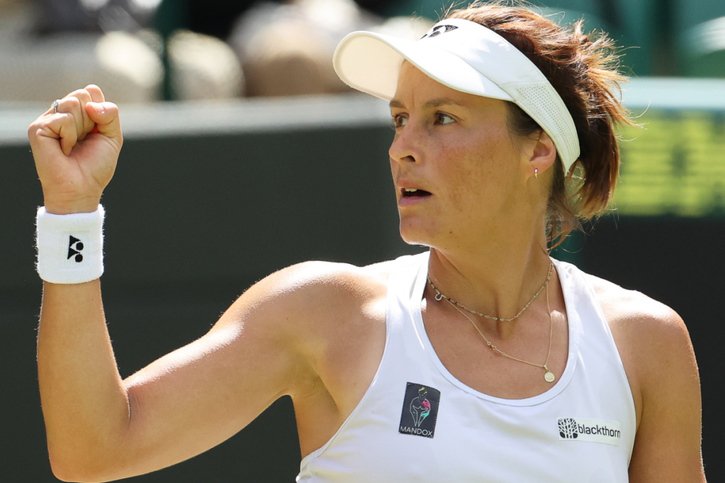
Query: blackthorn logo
558 418 579 439
557 417 622 445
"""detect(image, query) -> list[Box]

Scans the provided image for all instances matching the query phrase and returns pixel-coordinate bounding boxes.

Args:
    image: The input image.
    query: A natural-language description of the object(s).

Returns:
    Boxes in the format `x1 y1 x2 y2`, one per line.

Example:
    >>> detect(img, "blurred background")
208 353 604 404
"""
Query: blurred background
1 0 723 481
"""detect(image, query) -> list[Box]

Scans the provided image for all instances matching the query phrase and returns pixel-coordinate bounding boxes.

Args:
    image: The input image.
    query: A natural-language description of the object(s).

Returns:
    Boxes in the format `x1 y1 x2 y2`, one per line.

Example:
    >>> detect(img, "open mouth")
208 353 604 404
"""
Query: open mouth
401 188 432 198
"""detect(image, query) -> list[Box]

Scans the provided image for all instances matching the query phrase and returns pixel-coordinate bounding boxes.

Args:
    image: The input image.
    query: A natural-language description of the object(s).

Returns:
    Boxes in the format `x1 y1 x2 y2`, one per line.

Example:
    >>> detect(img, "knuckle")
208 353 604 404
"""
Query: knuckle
85 83 100 94
27 118 47 137
69 88 89 99
83 85 104 103
66 96 82 110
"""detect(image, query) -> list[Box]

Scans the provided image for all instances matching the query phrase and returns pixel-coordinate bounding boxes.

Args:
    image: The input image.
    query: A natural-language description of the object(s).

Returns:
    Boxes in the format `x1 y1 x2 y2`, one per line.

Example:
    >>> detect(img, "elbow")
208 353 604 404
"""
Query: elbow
49 458 99 483
48 447 120 483
43 407 137 482
44 411 135 482
49 464 94 483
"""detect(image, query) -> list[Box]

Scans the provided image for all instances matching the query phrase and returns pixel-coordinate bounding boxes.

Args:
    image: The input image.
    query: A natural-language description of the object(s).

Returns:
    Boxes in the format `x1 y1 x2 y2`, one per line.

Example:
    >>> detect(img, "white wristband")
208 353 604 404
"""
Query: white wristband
36 205 105 284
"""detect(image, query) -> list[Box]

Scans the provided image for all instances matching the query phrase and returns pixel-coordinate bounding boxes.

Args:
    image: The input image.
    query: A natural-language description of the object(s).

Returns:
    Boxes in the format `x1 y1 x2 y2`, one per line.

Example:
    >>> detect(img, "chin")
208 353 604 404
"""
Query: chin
398 219 436 247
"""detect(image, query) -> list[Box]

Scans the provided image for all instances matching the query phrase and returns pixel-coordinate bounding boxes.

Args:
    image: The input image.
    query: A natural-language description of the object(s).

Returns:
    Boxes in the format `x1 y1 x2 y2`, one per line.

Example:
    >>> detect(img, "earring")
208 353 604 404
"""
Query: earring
534 167 539 179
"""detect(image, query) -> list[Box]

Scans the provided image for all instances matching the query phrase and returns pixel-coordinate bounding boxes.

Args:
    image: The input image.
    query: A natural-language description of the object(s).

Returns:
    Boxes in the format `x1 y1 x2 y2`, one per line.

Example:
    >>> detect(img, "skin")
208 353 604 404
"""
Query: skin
30 65 704 482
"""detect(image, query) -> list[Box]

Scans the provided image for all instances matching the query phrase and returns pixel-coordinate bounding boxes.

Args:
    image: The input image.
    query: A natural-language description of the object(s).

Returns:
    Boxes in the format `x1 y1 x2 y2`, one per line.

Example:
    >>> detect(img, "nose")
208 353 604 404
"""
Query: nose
388 125 420 165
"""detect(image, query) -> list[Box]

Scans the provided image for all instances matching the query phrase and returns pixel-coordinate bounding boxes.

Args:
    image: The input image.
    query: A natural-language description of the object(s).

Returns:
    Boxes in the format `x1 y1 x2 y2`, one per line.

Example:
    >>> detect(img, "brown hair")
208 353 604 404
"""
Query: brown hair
446 1 633 245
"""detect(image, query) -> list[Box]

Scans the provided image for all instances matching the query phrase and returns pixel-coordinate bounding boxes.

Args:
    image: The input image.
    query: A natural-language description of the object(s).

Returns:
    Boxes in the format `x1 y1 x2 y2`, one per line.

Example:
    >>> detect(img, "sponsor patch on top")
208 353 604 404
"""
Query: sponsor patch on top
399 382 440 439
557 417 622 446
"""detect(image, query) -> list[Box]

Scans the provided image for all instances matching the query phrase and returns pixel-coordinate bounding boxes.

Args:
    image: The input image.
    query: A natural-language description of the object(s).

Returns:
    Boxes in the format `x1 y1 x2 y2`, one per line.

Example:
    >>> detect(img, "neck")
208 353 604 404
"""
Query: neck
426 221 551 325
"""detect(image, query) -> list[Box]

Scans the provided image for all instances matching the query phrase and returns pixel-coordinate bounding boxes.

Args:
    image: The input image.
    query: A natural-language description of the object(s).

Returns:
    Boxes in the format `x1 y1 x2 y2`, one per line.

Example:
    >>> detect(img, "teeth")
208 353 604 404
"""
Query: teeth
404 188 418 193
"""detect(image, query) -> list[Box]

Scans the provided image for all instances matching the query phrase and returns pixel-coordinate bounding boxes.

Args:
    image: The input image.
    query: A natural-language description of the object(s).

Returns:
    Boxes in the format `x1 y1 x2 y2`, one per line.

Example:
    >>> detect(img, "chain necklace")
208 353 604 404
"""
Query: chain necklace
427 262 553 323
443 279 556 383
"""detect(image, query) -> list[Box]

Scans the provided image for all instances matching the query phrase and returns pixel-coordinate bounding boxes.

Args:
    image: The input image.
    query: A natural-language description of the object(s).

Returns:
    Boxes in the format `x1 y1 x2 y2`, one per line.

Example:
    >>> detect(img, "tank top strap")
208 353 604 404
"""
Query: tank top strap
383 251 430 341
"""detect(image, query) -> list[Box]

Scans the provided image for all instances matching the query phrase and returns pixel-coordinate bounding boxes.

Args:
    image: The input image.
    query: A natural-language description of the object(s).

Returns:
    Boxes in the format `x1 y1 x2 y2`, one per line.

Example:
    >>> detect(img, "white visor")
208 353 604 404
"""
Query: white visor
333 18 580 172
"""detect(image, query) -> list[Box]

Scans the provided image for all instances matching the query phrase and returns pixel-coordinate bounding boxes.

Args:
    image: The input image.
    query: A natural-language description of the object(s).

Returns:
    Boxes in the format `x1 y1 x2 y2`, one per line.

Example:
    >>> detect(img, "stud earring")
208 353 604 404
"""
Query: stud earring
534 167 539 179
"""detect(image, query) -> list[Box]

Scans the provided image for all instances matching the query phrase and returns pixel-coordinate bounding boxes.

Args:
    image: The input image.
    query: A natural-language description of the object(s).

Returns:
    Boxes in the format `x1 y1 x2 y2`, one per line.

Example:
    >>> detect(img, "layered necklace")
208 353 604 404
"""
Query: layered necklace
427 262 557 383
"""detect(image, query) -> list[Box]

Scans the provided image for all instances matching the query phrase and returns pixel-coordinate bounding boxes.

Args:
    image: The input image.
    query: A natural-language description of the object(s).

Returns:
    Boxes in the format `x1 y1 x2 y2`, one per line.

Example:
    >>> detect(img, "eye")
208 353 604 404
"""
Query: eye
434 112 456 125
391 113 408 129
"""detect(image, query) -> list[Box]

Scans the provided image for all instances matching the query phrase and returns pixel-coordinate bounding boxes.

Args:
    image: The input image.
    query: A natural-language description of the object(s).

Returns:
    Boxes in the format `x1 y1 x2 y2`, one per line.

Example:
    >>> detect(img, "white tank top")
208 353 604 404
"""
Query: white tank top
297 252 636 482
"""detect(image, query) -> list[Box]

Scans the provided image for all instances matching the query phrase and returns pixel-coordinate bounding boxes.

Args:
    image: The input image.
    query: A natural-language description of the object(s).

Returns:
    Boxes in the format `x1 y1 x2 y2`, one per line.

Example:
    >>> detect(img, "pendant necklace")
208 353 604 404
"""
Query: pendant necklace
429 270 556 383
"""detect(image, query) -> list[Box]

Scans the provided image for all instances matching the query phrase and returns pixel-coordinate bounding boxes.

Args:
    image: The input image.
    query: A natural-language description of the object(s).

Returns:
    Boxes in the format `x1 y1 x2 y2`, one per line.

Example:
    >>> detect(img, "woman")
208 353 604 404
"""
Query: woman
29 2 704 481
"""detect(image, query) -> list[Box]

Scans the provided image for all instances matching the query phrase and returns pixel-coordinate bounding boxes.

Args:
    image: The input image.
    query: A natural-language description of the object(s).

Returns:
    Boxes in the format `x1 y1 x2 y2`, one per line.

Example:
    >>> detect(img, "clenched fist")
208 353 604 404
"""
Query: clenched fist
28 85 122 215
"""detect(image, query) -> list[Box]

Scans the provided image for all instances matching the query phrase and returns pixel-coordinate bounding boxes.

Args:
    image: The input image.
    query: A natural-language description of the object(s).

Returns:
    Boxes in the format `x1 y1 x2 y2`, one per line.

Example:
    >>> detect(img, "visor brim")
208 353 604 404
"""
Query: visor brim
333 31 513 102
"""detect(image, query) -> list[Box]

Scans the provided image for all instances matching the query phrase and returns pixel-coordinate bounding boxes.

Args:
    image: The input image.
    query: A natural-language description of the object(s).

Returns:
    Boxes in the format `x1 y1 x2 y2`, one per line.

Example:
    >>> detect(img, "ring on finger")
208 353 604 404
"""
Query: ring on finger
51 99 60 114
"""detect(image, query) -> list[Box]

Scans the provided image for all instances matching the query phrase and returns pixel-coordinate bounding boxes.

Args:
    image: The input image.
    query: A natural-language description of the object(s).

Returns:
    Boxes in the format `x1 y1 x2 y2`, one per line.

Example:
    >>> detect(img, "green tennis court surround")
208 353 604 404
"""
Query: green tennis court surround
616 110 725 216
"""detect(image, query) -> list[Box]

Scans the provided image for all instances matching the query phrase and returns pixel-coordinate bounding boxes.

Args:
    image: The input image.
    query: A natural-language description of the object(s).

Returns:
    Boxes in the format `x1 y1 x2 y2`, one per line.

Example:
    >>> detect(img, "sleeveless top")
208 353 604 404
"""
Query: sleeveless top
297 252 636 482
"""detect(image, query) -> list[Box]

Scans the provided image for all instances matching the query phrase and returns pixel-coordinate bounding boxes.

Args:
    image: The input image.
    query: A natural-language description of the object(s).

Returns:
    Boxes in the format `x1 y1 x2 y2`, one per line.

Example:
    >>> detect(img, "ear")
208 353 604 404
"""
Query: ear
528 130 557 179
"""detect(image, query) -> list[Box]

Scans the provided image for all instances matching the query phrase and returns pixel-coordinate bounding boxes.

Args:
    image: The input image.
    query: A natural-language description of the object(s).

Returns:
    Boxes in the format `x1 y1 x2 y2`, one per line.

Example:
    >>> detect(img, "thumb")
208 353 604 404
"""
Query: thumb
85 101 122 143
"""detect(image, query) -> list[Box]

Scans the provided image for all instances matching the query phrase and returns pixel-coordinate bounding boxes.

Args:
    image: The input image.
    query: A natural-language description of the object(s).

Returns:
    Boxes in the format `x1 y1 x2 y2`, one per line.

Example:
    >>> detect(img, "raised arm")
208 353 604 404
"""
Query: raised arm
29 87 319 482
30 85 126 479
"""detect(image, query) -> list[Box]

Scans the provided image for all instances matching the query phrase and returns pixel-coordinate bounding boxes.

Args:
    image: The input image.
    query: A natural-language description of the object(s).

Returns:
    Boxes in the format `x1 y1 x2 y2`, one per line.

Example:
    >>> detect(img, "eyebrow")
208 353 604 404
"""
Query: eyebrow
388 97 466 109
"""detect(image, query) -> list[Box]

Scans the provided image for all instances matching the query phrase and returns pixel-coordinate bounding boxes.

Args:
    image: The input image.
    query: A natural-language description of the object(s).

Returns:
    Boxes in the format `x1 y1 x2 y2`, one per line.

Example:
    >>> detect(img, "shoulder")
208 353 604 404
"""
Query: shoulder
579 269 694 372
245 257 398 309
221 256 406 345
245 252 424 310
581 269 690 350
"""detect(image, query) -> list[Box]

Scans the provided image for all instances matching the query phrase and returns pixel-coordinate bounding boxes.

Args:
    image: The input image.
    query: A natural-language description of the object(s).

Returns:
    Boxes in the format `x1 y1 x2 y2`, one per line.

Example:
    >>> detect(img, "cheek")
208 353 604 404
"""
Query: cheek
444 161 484 212
445 137 519 210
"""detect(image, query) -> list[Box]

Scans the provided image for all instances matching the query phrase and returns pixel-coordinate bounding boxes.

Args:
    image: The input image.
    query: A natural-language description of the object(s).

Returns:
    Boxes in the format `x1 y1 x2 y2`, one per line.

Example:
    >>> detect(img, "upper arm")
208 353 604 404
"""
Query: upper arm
108 261 354 479
617 300 705 482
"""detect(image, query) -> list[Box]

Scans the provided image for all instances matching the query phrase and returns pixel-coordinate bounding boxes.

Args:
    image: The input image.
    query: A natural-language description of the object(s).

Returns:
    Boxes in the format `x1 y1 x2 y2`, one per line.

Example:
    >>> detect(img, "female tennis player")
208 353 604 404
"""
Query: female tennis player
29 2 704 481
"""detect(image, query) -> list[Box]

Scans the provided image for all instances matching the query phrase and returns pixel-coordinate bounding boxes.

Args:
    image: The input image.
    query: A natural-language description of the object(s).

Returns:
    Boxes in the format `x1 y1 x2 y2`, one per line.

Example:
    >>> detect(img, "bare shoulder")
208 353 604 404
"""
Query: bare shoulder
224 257 404 362
580 272 704 481
582 272 696 385
218 258 396 339
582 272 692 354
237 258 395 314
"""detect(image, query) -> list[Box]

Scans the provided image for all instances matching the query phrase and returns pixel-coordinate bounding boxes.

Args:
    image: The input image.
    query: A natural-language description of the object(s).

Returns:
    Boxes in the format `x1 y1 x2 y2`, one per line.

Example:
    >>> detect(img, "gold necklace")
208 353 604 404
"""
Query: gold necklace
439 279 556 383
427 262 553 322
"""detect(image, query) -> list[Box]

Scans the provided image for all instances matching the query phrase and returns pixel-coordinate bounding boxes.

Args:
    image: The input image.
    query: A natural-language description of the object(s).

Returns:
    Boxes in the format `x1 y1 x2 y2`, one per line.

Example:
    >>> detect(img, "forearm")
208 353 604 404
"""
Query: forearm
37 280 131 480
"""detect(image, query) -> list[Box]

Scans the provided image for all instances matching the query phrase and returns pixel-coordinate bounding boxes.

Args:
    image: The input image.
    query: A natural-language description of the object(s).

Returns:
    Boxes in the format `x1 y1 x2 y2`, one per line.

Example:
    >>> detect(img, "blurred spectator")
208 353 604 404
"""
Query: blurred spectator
0 0 163 103
0 0 242 103
227 0 430 96
166 29 243 100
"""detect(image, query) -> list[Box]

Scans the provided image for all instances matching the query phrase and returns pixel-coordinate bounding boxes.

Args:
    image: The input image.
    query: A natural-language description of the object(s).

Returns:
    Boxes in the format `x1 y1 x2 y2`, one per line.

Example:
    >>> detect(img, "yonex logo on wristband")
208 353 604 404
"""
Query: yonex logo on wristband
67 235 85 263
36 206 104 283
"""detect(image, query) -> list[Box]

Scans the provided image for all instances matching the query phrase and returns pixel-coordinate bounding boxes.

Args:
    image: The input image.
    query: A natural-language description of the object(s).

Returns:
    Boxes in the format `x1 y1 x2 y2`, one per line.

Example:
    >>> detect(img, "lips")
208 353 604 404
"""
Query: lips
401 187 432 198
